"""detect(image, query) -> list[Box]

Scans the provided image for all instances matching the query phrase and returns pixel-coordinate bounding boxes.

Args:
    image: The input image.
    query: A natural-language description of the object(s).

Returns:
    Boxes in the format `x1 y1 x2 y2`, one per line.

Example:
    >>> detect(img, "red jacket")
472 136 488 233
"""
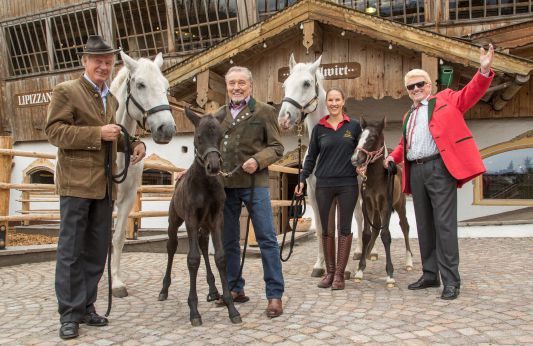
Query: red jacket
390 70 494 194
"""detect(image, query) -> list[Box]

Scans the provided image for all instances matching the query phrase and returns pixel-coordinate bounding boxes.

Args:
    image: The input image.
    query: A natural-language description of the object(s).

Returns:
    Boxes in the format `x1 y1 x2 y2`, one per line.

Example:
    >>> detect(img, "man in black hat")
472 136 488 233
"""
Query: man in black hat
45 35 145 340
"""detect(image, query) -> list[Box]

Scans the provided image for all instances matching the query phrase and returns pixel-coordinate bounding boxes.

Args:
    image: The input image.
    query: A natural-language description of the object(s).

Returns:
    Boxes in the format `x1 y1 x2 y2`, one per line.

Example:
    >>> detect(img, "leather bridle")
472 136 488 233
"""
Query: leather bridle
125 77 172 130
282 79 320 125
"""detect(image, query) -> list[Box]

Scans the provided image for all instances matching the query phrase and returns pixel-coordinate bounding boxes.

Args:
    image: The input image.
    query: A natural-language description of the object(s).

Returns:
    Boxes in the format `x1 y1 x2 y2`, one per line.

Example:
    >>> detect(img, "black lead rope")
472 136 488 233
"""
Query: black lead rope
280 134 306 262
104 124 131 317
361 162 397 231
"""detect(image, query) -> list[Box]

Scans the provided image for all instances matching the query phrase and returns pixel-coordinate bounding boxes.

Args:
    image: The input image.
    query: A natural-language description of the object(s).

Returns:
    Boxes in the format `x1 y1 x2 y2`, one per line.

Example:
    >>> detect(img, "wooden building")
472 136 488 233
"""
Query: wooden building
1 0 533 227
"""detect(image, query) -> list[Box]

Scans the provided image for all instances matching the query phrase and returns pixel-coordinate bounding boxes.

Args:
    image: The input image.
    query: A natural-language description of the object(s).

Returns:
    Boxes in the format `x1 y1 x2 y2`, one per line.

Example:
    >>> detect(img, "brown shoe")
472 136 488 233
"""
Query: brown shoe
317 234 336 288
215 290 249 307
332 233 353 290
266 298 283 318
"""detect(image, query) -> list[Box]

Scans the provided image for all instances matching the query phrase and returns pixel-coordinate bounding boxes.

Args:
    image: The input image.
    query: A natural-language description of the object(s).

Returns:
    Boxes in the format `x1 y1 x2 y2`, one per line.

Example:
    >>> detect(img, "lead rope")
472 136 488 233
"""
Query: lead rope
280 124 306 262
104 124 131 317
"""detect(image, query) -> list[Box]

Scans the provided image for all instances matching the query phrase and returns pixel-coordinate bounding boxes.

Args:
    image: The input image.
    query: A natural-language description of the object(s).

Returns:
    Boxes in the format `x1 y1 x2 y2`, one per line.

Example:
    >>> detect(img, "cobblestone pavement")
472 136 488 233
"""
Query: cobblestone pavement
1 237 532 345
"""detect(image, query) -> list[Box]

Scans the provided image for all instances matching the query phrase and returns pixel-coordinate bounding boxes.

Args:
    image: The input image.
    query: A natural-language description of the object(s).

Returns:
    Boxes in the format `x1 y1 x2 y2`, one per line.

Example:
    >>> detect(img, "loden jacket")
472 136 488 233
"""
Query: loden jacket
45 76 140 200
215 98 284 188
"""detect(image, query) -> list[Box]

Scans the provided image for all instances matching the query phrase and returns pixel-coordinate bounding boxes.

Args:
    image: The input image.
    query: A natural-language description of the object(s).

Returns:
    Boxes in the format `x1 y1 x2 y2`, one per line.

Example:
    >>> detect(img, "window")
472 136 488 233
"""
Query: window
173 0 238 53
4 19 48 76
29 169 55 184
257 0 297 21
113 0 168 57
142 169 172 185
474 136 533 206
50 7 98 70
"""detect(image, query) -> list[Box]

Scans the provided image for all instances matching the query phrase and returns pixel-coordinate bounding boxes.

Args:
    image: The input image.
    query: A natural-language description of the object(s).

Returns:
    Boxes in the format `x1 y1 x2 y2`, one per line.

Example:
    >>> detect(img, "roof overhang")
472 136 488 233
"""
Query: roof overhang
164 0 533 90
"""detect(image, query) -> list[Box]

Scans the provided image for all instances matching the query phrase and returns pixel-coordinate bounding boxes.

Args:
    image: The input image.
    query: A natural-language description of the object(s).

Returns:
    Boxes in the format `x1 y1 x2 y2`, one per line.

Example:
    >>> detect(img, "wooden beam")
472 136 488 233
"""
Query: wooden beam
96 2 114 48
165 0 175 53
421 54 438 94
237 0 258 30
0 136 12 241
196 69 226 108
302 20 323 54
492 74 530 111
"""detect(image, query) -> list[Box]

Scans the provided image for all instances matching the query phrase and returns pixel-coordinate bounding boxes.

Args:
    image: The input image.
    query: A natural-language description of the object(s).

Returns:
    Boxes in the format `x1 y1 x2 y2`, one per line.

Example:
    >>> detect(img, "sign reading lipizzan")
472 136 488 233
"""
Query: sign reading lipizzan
278 62 361 83
15 90 53 108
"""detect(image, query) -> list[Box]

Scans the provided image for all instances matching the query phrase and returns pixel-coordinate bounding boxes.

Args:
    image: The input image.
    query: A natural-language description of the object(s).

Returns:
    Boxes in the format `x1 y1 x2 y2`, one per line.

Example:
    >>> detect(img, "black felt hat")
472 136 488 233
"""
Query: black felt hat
78 35 121 56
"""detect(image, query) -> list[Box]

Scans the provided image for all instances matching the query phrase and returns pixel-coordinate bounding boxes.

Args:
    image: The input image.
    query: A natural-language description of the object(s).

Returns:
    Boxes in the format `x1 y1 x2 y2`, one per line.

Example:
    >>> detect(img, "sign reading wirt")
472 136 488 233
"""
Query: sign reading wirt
15 90 53 108
278 62 361 83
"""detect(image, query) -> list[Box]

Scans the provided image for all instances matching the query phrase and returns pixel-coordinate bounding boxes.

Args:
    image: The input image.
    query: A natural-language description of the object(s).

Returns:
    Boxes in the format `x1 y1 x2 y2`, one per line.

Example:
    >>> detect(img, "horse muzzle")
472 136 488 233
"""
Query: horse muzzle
152 123 176 144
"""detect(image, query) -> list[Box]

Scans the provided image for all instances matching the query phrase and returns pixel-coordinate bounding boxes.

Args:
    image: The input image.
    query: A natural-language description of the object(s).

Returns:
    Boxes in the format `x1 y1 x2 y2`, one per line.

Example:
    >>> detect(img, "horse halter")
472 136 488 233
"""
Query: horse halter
194 147 222 168
125 76 172 130
281 79 320 125
355 145 385 181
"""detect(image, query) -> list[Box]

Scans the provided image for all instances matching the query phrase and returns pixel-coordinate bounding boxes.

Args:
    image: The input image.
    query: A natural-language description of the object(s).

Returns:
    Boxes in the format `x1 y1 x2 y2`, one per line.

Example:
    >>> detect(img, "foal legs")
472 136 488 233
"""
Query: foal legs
158 207 182 301
186 225 202 326
199 232 220 302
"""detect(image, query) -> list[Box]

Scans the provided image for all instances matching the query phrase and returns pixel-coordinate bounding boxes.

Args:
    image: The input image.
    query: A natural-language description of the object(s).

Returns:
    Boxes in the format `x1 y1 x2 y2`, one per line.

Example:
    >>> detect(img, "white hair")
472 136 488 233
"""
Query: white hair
404 69 431 86
225 66 253 84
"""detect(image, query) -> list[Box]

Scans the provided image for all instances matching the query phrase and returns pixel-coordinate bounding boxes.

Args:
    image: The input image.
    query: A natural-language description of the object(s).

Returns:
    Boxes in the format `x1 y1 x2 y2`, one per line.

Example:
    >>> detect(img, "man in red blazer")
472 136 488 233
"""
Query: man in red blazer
384 44 494 300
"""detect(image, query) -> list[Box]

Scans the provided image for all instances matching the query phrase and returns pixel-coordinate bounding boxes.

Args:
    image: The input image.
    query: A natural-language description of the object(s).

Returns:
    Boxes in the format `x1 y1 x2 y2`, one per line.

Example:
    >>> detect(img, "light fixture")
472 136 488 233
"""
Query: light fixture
192 76 196 82
230 58 234 64
300 23 304 29
365 7 377 14
263 42 267 48
388 43 393 50
440 59 444 65
341 30 345 36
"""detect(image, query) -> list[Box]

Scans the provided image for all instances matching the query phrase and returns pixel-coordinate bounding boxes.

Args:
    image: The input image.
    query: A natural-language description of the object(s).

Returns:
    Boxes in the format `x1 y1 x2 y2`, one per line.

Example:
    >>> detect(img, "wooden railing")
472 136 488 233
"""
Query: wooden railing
0 137 299 246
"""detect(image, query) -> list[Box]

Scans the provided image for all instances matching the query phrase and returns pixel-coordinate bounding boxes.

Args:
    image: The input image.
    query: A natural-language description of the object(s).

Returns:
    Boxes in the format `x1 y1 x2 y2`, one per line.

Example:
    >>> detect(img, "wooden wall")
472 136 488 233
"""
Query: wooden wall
0 0 85 20
247 30 421 104
433 17 530 38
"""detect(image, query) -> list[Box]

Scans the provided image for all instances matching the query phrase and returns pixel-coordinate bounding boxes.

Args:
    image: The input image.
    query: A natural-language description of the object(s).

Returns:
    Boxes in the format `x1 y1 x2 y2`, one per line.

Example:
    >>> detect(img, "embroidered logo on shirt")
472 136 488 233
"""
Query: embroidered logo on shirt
343 130 352 138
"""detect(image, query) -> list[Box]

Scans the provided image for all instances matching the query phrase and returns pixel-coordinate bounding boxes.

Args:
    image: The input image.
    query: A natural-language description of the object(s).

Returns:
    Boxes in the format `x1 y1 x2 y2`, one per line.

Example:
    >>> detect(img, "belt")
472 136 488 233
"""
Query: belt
408 153 440 165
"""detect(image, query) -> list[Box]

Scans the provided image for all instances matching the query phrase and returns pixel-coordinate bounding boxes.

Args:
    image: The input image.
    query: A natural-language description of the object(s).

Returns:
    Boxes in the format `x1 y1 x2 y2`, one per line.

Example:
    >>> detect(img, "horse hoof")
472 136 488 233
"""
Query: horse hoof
311 268 325 277
369 254 378 261
344 271 351 280
190 318 202 327
387 283 396 288
158 293 168 301
112 287 129 298
406 266 413 272
354 278 362 283
206 293 220 302
230 315 242 324
353 252 362 260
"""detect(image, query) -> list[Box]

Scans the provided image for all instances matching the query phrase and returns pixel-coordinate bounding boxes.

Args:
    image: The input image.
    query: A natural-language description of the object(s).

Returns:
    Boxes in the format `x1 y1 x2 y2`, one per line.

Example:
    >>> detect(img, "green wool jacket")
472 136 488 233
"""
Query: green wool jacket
215 98 284 188
45 76 137 200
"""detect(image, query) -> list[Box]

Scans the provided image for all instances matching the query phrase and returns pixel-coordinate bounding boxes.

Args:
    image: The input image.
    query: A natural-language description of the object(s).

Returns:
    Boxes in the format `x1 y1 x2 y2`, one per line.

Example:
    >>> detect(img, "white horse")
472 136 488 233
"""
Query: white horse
110 51 176 298
278 54 376 278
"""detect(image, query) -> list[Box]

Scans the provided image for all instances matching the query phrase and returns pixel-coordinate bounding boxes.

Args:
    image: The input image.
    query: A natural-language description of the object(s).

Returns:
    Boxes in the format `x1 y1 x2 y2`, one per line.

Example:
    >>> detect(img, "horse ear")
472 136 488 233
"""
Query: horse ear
289 53 296 72
360 116 367 129
184 108 201 127
309 55 322 75
214 110 226 124
153 52 164 69
121 51 138 72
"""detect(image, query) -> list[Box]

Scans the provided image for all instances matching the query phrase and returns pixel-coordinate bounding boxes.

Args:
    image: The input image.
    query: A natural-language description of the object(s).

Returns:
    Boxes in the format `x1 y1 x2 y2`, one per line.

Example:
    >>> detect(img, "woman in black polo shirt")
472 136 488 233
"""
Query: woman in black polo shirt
295 88 361 290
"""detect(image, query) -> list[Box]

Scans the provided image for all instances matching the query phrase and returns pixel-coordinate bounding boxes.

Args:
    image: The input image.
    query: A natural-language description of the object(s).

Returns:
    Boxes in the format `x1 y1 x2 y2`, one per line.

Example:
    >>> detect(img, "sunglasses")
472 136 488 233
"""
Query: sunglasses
406 81 427 91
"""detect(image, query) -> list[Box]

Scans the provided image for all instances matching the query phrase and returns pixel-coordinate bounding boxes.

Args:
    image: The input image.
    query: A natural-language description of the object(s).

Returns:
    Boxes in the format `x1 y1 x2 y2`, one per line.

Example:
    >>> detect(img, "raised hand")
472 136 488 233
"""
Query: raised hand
480 43 494 74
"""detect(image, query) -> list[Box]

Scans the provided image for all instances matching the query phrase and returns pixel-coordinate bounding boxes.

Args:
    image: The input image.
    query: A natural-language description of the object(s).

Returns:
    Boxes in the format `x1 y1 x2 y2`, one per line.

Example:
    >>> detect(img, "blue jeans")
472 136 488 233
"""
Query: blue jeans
223 187 284 299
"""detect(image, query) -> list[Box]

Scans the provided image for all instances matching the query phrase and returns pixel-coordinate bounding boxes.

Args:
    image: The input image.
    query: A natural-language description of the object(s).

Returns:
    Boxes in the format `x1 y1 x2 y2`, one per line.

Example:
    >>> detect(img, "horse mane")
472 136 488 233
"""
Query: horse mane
110 65 129 94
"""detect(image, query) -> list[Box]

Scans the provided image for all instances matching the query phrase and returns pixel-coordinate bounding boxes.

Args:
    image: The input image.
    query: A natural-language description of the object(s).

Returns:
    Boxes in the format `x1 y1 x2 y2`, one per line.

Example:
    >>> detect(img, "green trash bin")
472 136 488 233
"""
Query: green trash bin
439 65 454 88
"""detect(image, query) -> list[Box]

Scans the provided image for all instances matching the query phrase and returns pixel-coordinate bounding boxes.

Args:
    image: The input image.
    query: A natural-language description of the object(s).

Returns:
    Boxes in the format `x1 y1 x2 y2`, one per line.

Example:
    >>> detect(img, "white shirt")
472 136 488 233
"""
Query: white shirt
406 97 439 161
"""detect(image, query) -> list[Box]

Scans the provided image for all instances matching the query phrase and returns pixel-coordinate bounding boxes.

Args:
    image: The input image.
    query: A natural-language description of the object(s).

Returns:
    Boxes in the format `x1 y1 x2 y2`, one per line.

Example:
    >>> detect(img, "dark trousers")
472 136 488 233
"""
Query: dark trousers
410 157 460 287
316 185 358 236
55 195 112 323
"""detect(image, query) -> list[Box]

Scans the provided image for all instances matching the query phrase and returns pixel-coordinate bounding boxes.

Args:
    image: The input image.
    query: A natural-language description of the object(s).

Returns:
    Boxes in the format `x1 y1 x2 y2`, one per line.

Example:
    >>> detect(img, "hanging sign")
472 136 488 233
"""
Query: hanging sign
278 62 361 83
15 90 53 108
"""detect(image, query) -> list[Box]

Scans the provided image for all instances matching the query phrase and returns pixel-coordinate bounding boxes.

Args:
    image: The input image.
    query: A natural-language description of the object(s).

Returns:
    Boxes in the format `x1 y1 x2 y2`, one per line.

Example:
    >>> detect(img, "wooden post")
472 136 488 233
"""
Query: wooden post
421 54 439 94
302 20 323 54
0 136 13 246
237 0 257 31
127 190 142 239
165 0 176 53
